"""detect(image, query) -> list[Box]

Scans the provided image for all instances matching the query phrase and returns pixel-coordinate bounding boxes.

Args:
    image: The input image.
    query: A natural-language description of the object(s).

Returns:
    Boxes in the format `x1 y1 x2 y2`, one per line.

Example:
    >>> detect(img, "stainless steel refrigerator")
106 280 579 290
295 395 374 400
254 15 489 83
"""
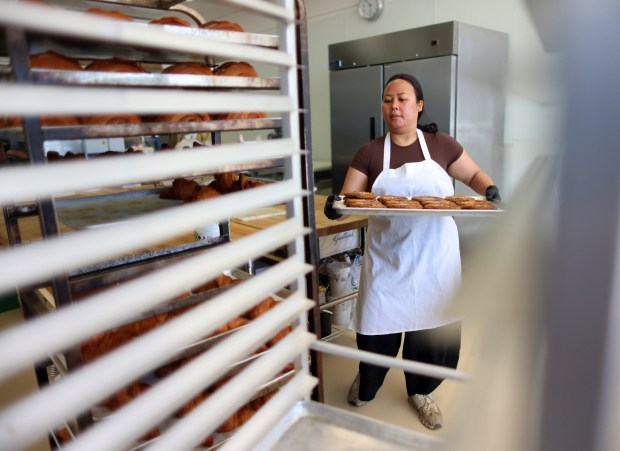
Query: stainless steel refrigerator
328 21 509 196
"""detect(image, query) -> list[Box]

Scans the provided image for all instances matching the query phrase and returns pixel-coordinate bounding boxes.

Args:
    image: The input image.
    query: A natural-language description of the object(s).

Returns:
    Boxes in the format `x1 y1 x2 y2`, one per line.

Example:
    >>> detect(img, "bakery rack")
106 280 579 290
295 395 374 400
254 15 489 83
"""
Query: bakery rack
0 2 468 450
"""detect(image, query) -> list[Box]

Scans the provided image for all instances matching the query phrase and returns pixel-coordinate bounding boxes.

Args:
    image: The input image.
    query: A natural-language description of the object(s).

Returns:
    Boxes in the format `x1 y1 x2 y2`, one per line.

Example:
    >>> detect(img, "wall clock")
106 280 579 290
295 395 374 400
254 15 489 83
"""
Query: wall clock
358 0 384 21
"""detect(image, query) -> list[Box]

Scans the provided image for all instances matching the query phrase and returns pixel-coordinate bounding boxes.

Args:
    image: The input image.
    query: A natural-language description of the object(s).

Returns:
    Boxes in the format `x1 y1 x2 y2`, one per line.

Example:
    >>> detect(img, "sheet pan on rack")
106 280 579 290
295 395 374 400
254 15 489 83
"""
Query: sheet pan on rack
55 187 183 229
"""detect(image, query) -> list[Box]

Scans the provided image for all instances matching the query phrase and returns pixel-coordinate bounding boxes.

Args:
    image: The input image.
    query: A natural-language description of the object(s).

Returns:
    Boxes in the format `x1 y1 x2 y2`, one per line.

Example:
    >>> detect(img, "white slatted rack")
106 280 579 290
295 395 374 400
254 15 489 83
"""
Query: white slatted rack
0 1 316 450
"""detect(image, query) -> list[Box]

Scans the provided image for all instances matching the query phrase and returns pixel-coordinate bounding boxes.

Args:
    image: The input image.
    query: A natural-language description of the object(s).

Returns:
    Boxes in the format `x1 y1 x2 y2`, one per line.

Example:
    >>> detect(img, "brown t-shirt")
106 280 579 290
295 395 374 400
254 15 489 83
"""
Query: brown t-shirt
350 131 464 190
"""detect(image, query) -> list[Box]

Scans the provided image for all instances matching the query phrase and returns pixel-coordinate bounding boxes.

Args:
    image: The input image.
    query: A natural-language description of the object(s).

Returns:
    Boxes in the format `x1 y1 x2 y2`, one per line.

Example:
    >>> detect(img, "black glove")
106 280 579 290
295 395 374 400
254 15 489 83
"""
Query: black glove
485 185 501 202
324 194 343 220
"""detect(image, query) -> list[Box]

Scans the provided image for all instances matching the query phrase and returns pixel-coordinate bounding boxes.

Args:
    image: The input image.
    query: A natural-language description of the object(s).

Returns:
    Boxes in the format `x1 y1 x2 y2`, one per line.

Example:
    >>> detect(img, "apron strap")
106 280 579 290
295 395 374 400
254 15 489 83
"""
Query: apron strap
382 133 391 171
416 129 431 161
383 130 430 172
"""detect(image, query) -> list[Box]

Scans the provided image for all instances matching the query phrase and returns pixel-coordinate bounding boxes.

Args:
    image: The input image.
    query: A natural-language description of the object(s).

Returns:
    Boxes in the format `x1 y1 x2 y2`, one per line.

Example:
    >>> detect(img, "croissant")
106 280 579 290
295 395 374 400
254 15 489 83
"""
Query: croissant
175 391 208 418
191 185 221 202
268 325 293 348
81 327 134 363
238 173 266 189
212 172 238 194
30 51 82 71
200 20 244 32
191 273 236 294
217 406 255 433
162 61 213 76
0 117 15 128
213 61 257 77
85 58 145 73
80 114 142 125
40 116 80 127
226 316 249 331
154 112 211 123
243 296 277 320
224 111 267 120
107 382 151 410
149 16 191 27
170 177 201 200
85 7 133 22
216 274 236 287
251 390 278 410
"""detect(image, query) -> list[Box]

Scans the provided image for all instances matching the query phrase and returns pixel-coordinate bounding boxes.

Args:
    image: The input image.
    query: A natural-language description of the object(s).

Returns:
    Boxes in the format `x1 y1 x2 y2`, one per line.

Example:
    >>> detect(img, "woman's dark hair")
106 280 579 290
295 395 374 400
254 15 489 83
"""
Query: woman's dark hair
385 73 438 133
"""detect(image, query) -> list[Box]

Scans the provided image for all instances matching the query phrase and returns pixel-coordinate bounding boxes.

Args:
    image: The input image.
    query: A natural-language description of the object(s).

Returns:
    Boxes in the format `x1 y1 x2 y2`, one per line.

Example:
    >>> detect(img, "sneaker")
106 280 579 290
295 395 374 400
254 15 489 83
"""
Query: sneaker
347 373 367 407
408 394 443 430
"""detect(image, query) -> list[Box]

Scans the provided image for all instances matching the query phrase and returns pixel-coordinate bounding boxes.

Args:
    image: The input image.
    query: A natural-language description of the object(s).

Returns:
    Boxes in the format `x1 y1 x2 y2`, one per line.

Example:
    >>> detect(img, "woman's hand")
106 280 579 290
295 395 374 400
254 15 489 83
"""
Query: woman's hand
324 194 343 220
485 185 501 201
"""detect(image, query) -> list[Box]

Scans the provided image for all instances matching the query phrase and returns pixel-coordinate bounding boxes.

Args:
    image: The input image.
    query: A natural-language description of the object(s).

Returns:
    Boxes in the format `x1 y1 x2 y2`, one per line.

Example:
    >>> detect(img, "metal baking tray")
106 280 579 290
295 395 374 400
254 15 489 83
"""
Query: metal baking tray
264 400 444 451
334 197 504 217
27 25 278 65
31 70 279 90
0 118 283 140
55 187 182 229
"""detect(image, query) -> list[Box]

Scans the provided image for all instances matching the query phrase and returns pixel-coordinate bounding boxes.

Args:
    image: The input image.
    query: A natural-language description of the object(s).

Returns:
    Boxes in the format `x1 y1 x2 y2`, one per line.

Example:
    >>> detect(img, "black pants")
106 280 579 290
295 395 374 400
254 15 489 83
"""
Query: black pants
356 321 461 401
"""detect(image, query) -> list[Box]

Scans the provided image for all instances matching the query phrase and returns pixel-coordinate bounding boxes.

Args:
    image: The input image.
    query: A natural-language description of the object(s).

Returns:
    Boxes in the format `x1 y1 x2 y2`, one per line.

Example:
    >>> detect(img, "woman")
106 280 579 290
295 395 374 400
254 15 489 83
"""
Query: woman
324 73 500 430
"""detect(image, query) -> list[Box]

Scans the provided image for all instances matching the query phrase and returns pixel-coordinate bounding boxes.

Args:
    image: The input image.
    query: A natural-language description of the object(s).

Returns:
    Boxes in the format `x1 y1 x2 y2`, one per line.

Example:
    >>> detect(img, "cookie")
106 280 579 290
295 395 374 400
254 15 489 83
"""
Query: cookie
344 199 384 208
445 196 476 204
421 200 461 210
381 200 423 209
458 200 496 210
377 195 409 203
343 191 377 200
411 196 443 203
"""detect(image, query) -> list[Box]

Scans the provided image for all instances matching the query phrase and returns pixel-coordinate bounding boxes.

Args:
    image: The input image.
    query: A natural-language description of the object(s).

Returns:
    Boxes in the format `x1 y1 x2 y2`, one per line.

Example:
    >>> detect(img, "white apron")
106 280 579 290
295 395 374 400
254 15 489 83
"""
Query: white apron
352 130 462 334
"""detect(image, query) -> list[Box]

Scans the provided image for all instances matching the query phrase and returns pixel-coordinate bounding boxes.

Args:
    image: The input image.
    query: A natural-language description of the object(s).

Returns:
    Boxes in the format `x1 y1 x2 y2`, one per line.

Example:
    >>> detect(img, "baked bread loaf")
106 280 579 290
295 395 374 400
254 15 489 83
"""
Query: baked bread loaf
200 20 244 32
162 61 213 76
30 51 82 71
213 61 257 77
80 114 142 125
149 16 191 27
154 112 211 123
85 58 145 73
85 7 133 21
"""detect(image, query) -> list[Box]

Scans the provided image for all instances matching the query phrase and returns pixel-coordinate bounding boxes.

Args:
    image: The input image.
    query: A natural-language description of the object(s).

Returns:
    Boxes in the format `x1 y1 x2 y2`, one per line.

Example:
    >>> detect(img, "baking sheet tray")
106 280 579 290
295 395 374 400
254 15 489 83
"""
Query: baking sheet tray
334 197 503 217
266 400 444 451
32 70 279 89
55 188 181 229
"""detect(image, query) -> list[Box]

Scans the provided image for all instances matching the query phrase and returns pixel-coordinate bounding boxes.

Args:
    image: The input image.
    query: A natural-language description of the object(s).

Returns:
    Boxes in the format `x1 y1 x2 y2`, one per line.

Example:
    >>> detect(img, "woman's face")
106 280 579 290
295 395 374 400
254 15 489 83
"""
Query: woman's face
382 79 423 133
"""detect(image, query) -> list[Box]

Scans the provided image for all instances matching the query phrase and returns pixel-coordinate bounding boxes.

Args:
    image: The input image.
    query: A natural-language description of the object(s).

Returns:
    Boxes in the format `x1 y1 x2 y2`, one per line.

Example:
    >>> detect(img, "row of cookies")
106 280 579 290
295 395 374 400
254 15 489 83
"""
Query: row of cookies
342 192 496 210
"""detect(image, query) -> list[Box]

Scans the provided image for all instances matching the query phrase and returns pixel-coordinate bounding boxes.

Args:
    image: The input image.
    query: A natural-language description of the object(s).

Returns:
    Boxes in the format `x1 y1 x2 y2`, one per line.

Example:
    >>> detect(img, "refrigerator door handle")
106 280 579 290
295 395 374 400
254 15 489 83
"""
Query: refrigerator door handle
369 117 376 140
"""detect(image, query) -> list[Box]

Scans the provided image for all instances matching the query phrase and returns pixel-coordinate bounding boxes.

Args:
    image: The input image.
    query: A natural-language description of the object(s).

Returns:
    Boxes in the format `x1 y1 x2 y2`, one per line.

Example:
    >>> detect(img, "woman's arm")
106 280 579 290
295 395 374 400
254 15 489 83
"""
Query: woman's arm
340 167 370 194
447 149 495 196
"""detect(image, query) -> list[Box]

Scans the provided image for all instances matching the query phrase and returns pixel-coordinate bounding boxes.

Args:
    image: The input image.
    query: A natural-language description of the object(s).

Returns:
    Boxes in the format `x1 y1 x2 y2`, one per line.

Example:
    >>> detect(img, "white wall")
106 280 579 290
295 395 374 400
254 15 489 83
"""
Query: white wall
304 0 564 199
